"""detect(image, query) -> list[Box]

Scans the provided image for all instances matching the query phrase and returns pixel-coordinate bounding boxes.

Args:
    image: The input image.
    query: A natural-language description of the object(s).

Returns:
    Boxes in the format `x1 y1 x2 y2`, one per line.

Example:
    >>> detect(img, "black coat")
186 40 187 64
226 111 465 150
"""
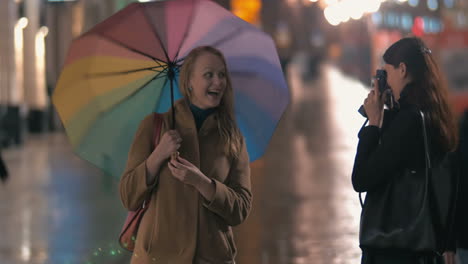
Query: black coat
352 89 450 263
455 111 468 249
352 98 428 193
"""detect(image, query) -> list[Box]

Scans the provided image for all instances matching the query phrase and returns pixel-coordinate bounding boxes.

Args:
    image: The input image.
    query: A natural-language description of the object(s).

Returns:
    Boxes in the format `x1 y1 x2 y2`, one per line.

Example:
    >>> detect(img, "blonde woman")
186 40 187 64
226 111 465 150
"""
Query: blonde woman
119 46 252 264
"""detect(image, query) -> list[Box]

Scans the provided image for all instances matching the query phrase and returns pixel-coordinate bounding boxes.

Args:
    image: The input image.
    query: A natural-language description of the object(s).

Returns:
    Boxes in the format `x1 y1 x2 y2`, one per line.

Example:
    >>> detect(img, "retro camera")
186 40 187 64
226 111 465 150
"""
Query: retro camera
358 69 393 118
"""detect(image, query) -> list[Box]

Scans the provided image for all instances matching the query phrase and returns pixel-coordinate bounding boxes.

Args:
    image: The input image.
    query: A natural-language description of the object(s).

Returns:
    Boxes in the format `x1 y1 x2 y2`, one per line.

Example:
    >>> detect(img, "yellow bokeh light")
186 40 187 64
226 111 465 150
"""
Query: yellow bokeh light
231 0 262 24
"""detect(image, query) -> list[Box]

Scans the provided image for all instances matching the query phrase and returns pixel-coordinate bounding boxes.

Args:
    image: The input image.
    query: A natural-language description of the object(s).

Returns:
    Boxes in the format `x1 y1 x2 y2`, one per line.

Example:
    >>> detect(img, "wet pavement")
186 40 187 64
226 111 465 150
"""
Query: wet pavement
0 57 371 264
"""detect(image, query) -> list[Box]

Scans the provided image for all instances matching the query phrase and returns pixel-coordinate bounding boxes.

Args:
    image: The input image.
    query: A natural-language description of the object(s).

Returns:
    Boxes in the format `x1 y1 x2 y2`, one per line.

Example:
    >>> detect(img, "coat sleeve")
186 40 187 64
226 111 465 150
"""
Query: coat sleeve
203 139 252 226
452 114 468 249
119 114 159 211
446 149 462 252
351 109 421 192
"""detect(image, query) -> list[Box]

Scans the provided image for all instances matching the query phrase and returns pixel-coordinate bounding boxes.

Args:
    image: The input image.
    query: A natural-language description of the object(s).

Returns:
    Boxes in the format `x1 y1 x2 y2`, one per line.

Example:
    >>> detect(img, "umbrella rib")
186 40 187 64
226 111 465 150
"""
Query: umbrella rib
75 70 166 141
141 6 170 62
153 58 166 69
153 72 169 81
86 65 168 78
93 70 167 122
97 33 165 62
173 73 180 87
173 0 197 63
150 68 167 73
174 58 185 69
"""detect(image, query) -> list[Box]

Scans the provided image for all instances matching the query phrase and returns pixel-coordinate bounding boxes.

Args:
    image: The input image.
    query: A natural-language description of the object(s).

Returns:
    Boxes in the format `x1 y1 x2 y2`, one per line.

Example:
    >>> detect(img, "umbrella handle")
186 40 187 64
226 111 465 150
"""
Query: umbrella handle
169 67 176 130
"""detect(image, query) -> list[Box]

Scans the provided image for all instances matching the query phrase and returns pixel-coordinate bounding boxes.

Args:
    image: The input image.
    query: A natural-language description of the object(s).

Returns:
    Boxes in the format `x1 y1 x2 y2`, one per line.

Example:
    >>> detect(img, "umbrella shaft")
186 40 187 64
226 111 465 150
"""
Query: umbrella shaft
169 69 175 130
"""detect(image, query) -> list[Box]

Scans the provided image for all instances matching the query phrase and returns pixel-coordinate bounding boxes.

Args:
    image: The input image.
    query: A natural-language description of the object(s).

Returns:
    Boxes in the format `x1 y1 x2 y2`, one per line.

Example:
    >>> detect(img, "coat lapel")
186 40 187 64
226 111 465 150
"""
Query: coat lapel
169 99 219 168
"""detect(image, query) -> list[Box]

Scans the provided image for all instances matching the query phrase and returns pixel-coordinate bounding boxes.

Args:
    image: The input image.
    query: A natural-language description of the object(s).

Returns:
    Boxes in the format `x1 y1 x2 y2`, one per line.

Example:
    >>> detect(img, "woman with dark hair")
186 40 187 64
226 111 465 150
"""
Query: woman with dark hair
119 46 252 264
352 37 458 264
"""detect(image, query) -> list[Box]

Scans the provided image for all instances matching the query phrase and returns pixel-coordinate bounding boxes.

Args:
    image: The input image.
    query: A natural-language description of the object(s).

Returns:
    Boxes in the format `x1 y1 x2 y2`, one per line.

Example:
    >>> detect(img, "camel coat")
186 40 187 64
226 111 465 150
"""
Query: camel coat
119 99 252 264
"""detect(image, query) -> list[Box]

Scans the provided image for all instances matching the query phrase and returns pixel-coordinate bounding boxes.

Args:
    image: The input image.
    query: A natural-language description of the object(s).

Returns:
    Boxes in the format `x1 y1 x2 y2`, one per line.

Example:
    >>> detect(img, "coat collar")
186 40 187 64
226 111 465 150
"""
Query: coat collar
170 98 219 134
398 82 412 107
391 82 415 112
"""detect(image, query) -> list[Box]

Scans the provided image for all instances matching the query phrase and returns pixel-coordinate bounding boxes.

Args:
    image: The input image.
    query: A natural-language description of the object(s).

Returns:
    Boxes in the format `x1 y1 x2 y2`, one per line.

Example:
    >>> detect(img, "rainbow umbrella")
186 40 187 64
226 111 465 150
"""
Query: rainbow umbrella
52 0 289 179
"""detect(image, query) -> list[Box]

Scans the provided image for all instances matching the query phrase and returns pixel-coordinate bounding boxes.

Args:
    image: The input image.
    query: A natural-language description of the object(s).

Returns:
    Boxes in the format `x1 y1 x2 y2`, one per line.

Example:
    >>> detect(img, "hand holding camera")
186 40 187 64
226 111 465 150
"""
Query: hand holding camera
365 80 386 127
358 69 393 120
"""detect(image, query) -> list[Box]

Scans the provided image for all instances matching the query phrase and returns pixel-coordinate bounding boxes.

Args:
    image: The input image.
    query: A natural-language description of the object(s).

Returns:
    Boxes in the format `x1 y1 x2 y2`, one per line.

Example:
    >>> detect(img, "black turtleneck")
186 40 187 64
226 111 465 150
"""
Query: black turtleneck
393 82 413 110
189 104 216 131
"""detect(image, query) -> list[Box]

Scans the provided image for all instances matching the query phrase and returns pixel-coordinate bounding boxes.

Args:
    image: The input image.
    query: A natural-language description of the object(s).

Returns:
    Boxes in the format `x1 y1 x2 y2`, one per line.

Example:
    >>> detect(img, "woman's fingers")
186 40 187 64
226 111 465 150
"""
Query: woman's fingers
164 131 182 152
168 162 189 183
365 89 383 105
373 79 380 94
176 157 192 166
170 158 182 169
166 131 182 143
371 89 380 102
168 162 182 175
169 134 181 143
175 159 190 171
365 91 373 103
170 157 189 170
168 130 179 135
168 162 176 174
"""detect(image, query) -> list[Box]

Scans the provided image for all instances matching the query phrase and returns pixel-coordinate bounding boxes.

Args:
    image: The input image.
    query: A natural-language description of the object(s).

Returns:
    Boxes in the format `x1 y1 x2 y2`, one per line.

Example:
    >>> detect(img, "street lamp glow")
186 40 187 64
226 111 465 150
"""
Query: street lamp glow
323 0 338 5
350 11 364 20
324 6 341 26
13 17 29 106
427 0 438 10
346 0 365 20
341 14 350 23
335 1 350 23
35 26 49 109
38 26 49 37
409 0 419 7
322 0 385 25
17 17 29 29
365 0 382 13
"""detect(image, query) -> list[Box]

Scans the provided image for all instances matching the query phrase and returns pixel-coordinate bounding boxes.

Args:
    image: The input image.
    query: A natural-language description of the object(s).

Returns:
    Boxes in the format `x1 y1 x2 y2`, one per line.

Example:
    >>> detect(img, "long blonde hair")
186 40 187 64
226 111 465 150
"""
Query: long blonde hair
179 46 243 159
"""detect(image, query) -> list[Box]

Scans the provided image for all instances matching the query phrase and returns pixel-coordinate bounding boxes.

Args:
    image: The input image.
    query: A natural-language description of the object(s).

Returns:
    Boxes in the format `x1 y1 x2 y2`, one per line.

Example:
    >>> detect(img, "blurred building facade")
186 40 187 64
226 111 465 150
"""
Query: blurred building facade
366 0 468 116
0 0 331 145
0 0 21 146
314 0 468 117
0 0 232 148
3 0 466 148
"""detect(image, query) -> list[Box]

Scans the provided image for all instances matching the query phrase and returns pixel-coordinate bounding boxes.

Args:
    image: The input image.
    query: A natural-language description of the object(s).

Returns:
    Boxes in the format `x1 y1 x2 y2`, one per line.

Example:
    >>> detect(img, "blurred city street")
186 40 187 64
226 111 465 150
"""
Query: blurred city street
0 57 370 264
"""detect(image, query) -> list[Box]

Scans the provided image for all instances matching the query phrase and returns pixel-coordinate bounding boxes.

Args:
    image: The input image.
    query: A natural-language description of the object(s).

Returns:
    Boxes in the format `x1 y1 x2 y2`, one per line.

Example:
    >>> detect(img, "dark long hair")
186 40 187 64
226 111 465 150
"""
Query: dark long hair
383 37 458 152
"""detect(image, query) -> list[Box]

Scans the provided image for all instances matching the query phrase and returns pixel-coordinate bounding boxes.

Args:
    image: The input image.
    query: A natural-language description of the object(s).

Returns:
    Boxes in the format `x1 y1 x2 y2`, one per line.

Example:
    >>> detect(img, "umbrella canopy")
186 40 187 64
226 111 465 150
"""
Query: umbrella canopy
52 0 289 179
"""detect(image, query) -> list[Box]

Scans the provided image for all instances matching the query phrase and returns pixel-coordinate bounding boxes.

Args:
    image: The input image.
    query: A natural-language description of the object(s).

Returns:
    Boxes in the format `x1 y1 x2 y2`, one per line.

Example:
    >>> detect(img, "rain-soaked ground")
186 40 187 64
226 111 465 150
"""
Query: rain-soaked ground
0 56 371 264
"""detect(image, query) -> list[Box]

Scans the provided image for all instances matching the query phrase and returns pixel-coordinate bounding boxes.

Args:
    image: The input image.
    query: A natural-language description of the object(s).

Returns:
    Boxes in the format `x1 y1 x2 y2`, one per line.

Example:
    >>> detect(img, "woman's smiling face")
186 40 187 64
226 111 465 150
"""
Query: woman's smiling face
189 52 227 109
